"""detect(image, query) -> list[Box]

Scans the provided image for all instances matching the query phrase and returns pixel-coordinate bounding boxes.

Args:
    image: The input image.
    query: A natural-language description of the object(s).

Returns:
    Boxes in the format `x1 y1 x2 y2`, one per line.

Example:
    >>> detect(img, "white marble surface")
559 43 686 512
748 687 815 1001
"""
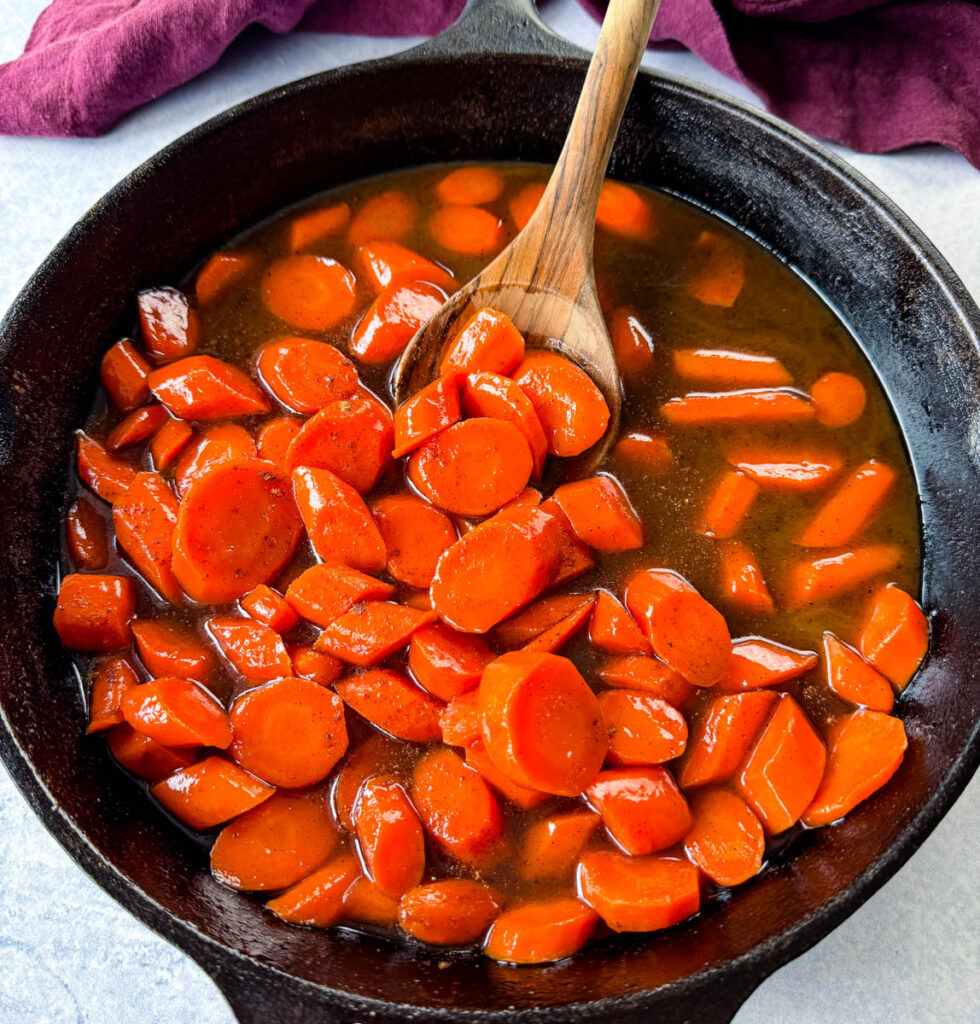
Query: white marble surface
0 0 977 1021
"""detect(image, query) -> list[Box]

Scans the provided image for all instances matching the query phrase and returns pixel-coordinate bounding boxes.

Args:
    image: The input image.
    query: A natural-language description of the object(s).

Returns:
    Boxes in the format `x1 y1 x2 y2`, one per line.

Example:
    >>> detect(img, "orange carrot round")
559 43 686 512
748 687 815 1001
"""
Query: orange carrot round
509 182 545 230
131 618 213 682
458 370 547 477
138 287 199 363
256 415 301 470
811 371 867 427
484 898 598 964
289 645 343 687
285 562 394 627
106 404 169 450
429 205 504 255
552 474 643 552
335 669 443 742
398 879 500 946
857 584 928 690
315 601 433 666
598 655 693 706
87 655 140 734
65 497 109 570
107 724 196 782
76 431 138 504
699 470 759 539
683 789 765 886
408 622 493 701
607 307 655 375
207 615 293 683
440 309 526 377
661 389 815 426
286 202 350 251
195 251 255 304
595 181 655 240
330 732 402 831
718 540 775 615
685 230 745 307
148 416 194 470
53 573 135 652
673 347 792 388
240 585 299 634
599 690 688 766
101 339 151 411
392 375 461 459
718 637 818 692
148 355 269 419
797 460 897 547
256 337 357 413
435 166 504 206
262 255 357 330
822 633 894 712
351 280 446 366
370 494 458 588
113 471 183 604
585 767 692 855
357 240 454 293
266 853 361 927
349 189 418 247
354 777 425 899
123 677 231 748
150 756 272 829
518 810 600 882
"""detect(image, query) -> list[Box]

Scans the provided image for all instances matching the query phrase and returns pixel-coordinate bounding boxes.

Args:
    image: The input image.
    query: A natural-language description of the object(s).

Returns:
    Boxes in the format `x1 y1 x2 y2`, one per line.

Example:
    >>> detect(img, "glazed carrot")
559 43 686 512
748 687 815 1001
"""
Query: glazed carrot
113 472 183 604
65 497 109 570
493 594 594 649
660 389 815 426
822 633 894 712
357 240 454 293
412 747 504 864
211 791 339 890
802 710 907 826
151 756 273 830
458 370 547 476
612 430 673 471
370 495 458 589
123 677 231 749
598 656 694 707
240 585 299 634
194 251 255 304
285 394 393 494
625 569 731 687
101 339 151 411
683 789 765 886
392 375 461 458
148 416 194 470
484 898 599 963
208 616 293 682
737 694 826 833
173 459 302 603
811 371 867 427
266 853 362 927
514 351 610 456
287 202 350 251
289 645 343 687
596 181 655 240
263 255 357 330
577 851 700 932
552 475 643 552
718 637 818 692
797 460 897 547
229 677 347 787
523 596 596 654
87 655 140 733
138 287 199 362
76 432 138 503
673 348 791 388
106 404 169 450
106 724 196 781
518 810 600 882
537 498 596 584
503 484 542 506
435 166 504 206
285 562 394 627
351 280 446 365
509 182 545 230
685 230 745 307
784 545 902 610
429 204 504 255
718 540 774 615
409 621 493 701
699 470 759 538
53 573 135 652
588 591 650 655
431 506 563 633
439 690 483 748
292 466 387 573
342 877 400 927
858 584 929 690
256 337 357 414
726 445 843 491
678 691 778 789
256 416 300 469
353 777 425 899
464 737 551 810
408 417 533 517
148 355 269 420
480 651 607 796
398 879 501 946
335 669 443 742
607 307 655 375
440 309 526 377
598 690 688 766
131 618 213 681
349 189 418 247
315 602 434 666
586 768 691 854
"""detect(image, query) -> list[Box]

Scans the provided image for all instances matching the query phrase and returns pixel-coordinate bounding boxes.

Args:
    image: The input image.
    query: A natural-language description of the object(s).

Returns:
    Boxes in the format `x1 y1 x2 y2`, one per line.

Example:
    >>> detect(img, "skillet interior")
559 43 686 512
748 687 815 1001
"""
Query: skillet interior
0 2 978 1021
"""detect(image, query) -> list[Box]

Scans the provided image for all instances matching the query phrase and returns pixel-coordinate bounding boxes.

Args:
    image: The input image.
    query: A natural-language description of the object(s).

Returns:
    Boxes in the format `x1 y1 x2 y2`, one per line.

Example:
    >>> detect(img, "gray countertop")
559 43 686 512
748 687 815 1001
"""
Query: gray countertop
0 0 977 1020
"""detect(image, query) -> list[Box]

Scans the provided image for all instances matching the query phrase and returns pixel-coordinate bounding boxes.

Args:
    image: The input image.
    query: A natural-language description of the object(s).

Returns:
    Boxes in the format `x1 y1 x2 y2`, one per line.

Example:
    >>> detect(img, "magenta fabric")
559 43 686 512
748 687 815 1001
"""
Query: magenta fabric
0 0 977 168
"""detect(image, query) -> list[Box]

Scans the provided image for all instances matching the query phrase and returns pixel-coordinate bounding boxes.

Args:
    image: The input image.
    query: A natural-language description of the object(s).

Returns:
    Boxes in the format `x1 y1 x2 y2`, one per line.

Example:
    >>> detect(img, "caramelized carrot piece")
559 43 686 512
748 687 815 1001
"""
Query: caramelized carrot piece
785 545 902 610
678 691 777 789
509 182 546 230
598 655 694 706
354 777 425 899
596 180 655 240
285 562 394 627
138 287 199 362
148 416 194 470
151 756 273 830
823 633 894 712
858 584 928 690
458 370 547 476
76 432 138 504
718 540 774 615
439 689 483 748
726 445 843 491
484 898 598 963
586 768 691 854
65 497 109 570
699 470 759 538
208 616 293 683
357 240 454 293
335 669 443 741
811 371 867 427
106 404 169 450
329 733 400 831
316 602 434 666
493 594 595 649
131 618 214 682
349 189 418 247
552 474 643 552
342 877 400 927
430 205 504 255
398 879 501 946
351 280 446 365
613 430 673 470
797 460 897 547
435 166 504 206
371 494 458 588
440 309 526 377
661 389 815 426
53 573 135 652
267 853 361 926
685 230 745 307
256 337 357 414
719 637 818 692
286 202 350 251
683 789 765 886
113 472 183 604
802 710 907 826
464 739 550 810
173 459 302 603
589 591 651 655
289 645 343 687
148 355 269 420
524 597 596 654
262 255 357 330
123 677 231 749
607 307 655 375
106 723 196 781
240 584 299 634
409 622 493 701
392 375 461 458
87 655 140 733
194 251 255 304
673 348 791 388
519 810 600 881
599 690 688 766
538 498 596 585
256 415 300 470
101 339 151 411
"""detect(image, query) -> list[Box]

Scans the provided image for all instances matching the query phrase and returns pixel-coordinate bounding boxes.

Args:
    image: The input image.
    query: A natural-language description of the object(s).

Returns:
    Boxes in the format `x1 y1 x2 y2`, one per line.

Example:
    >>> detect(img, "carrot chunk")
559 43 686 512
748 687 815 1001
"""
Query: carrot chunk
509 182 545 230
673 347 791 387
131 618 213 681
256 337 357 414
699 470 759 539
106 404 169 450
285 562 394 628
718 540 774 615
484 898 598 964
458 370 547 476
138 287 199 363
613 430 673 470
429 205 504 255
349 189 418 247
718 637 818 692
811 371 867 427
208 616 293 683
151 756 273 830
54 573 135 652
797 460 897 547
409 622 493 701
194 251 255 304
678 690 777 789
822 633 894 712
599 690 688 766
683 789 765 886
286 202 350 251
289 645 343 687
148 416 194 470
463 738 550 810
858 584 929 690
76 432 138 504
240 584 299 634
685 230 745 307
335 669 443 742
598 655 694 706
596 180 655 240
87 655 140 733
65 497 109 570
101 339 151 411
440 309 526 377
267 853 361 926
351 280 446 366
315 602 433 666
262 255 357 330
552 474 643 552
354 777 425 899
148 355 269 420
586 767 691 854
435 166 504 206
398 879 501 946
256 415 301 469
494 594 595 649
537 498 596 585
607 307 655 376
123 677 231 749
523 597 596 654
519 810 600 882
785 545 902 610
802 710 907 826
589 591 651 655
392 375 461 458
113 472 183 604
661 389 815 426
357 240 454 293
726 445 843 491
342 877 400 927
173 459 302 603
371 494 458 588
106 724 196 781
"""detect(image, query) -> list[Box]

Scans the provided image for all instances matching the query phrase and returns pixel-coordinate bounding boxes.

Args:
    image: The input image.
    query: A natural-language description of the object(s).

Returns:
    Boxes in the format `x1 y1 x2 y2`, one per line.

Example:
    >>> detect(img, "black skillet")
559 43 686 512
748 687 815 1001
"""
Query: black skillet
0 0 978 1020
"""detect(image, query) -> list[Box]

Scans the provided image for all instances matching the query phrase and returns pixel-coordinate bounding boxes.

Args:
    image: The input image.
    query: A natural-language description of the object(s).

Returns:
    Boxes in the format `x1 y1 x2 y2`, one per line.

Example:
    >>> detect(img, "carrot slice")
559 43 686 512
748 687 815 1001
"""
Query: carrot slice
661 389 815 426
797 460 897 547
493 594 595 649
256 416 300 470
613 430 673 470
625 569 731 687
596 181 655 240
151 756 273 830
431 506 563 632
484 898 598 964
357 240 454 293
586 768 691 854
440 309 526 377
673 348 792 388
262 255 357 330
685 230 745 307
726 445 843 491
398 879 501 946
718 540 774 615
148 416 195 470
811 371 867 427
552 474 643 552
370 494 458 588
148 355 269 420
589 591 651 655
101 339 151 411
54 573 135 652
342 877 400 927
289 645 343 687
718 637 818 692
267 853 361 926
285 394 393 494
285 562 394 628
578 851 700 932
823 633 894 712
349 189 417 247
598 655 694 706
607 307 655 375
514 351 610 456
509 182 546 230
858 584 928 690
329 732 401 831
65 497 109 570
412 747 504 864
699 470 759 538
113 472 183 604
678 691 778 789
354 777 425 899
439 690 483 748
256 337 357 414
138 287 199 363
106 724 196 781
480 651 606 796
208 616 293 683
429 205 504 255
76 432 138 504
737 694 826 833
335 669 443 741
599 690 688 766
87 655 140 733
106 404 169 450
123 677 231 749
538 498 596 585
131 618 214 682
409 621 493 701
391 375 461 458
173 459 302 603
682 789 765 886
240 584 299 634
802 710 907 826
458 370 547 476
316 602 433 666
523 596 596 654
785 545 902 610
351 280 446 366
195 251 255 304
286 202 350 251
464 738 551 809
435 166 504 206
519 810 600 882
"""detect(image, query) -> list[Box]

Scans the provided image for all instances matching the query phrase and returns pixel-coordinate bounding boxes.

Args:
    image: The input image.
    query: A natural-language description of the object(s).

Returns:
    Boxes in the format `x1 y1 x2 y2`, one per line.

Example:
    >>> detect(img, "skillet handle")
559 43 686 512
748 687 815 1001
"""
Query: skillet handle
418 0 582 58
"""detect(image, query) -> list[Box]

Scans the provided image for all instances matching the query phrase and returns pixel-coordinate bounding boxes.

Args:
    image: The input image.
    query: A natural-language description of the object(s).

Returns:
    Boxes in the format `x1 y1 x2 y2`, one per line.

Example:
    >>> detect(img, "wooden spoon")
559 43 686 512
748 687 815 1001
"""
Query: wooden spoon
391 0 661 461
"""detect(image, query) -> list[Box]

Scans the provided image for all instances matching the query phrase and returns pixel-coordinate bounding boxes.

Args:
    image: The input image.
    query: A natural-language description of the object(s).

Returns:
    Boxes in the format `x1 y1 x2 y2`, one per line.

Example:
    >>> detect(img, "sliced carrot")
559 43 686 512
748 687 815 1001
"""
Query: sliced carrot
53 573 135 652
131 618 214 682
586 767 691 855
598 655 694 707
330 732 402 831
699 470 759 538
726 445 843 491
285 394 393 494
519 810 600 882
286 202 350 251
106 723 196 781
335 669 443 741
342 877 400 927
683 789 765 886
784 545 902 610
678 690 778 789
392 375 461 458
458 370 547 476
524 596 596 654
101 339 151 411
173 459 302 603
494 594 595 649
538 499 596 585
357 240 454 293
596 180 655 240
266 853 361 927
138 287 199 363
371 495 458 589
737 694 826 833
498 485 539 509
514 350 610 456
589 591 650 655
440 309 526 377
797 460 898 547
412 747 504 864
87 655 140 733
599 690 688 766
661 389 815 426
285 562 394 627
151 756 273 830
811 371 867 427
509 182 546 230
289 645 343 687
351 280 445 366
464 738 551 810
262 254 357 330
256 415 301 470
256 337 357 414
194 251 255 304
484 898 598 964
240 584 299 634
123 677 231 749
76 431 137 504
858 584 929 690
148 355 269 420
113 471 183 604
398 879 501 946
409 621 493 701
802 710 907 826
612 430 673 470
208 616 293 683
435 165 504 206
685 230 745 307
431 506 563 633
552 474 643 552
349 189 418 247
439 690 483 748
718 540 774 615
718 637 818 692
607 307 655 375
673 348 791 388
106 404 169 450
65 497 109 570
430 204 504 255
316 602 433 666
148 416 194 470
354 777 425 899
822 633 894 712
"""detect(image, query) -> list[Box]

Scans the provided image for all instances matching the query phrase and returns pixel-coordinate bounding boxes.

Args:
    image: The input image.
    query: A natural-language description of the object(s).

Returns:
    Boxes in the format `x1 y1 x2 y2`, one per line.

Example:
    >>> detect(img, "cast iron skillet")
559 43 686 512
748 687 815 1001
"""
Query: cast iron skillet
0 0 978 1020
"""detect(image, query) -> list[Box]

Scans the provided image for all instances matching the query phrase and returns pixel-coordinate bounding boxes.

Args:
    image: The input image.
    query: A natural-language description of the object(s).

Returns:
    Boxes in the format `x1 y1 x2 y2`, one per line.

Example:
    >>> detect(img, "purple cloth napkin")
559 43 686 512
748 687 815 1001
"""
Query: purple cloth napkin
0 0 977 168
